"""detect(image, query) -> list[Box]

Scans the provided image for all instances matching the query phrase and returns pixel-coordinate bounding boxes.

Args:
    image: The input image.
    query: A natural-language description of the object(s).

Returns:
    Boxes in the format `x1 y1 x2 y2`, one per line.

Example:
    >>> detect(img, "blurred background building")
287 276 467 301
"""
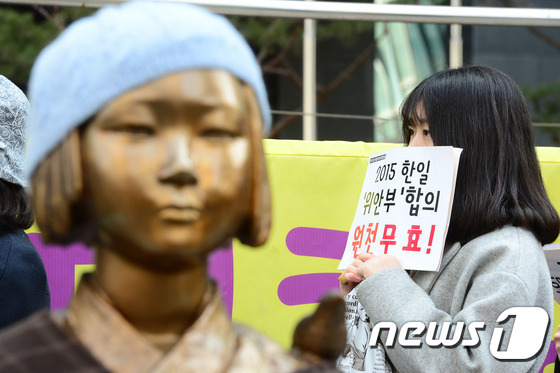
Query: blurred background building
0 0 559 145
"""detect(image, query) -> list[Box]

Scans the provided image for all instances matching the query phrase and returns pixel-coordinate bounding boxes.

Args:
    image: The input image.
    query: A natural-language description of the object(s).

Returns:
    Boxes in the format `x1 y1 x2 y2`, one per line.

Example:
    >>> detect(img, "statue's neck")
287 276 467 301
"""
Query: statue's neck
93 247 209 346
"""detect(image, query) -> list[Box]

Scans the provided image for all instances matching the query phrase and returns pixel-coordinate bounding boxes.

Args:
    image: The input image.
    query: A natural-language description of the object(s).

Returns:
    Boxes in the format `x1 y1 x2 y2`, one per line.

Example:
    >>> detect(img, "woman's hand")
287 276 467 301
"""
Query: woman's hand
553 325 560 357
339 253 373 296
355 253 402 279
339 253 402 296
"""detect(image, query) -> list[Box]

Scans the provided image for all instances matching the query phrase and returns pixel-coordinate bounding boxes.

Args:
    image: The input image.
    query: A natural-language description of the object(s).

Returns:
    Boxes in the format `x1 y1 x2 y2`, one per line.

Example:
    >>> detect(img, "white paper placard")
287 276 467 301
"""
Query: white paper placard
544 244 560 304
338 146 462 272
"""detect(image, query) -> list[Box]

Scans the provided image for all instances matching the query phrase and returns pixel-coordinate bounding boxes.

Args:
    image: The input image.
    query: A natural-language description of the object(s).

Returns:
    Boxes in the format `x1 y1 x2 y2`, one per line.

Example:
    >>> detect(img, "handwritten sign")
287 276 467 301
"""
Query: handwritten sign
339 146 462 272
544 244 560 304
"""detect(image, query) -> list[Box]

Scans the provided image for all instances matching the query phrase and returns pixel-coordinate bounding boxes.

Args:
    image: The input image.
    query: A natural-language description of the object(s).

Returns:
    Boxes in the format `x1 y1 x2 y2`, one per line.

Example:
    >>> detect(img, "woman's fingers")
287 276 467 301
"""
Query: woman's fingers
339 264 363 296
357 252 375 262
339 254 397 296
342 264 362 283
356 254 403 279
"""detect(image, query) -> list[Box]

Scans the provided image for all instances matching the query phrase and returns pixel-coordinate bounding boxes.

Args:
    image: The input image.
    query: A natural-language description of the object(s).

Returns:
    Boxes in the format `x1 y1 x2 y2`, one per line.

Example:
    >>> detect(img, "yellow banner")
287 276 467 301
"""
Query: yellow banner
28 140 560 368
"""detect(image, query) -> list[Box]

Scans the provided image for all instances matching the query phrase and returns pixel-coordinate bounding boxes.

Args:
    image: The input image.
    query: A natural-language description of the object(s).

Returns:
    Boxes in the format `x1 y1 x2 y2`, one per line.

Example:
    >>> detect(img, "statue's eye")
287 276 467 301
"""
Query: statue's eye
111 124 156 136
200 128 238 139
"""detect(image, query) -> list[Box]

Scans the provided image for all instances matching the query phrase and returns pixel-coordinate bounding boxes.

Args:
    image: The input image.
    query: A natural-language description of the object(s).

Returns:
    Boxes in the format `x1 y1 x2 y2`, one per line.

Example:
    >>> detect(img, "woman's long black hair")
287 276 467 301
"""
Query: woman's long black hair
0 180 33 230
401 65 559 245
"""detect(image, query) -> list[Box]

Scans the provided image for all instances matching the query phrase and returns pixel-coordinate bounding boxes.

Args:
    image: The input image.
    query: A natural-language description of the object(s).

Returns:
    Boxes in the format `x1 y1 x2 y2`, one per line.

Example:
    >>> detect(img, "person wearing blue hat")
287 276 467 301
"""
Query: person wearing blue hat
0 2 344 372
0 75 50 330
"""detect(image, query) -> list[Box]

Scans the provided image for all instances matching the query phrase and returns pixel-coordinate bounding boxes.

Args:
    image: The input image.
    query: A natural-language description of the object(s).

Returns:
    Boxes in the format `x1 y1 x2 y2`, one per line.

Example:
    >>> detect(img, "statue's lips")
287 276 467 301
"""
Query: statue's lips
158 207 201 223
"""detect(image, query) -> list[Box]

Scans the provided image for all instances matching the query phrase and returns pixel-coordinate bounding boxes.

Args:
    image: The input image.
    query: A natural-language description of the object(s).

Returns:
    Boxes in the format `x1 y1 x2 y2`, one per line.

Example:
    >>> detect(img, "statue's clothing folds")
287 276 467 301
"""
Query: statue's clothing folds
0 276 301 373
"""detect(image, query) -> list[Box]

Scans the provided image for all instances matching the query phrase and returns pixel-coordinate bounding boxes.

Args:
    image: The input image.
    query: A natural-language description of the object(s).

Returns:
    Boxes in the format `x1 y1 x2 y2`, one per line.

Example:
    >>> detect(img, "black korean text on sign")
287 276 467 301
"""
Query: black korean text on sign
401 187 441 217
401 160 431 184
363 192 373 215
375 162 397 183
551 276 560 295
383 188 397 213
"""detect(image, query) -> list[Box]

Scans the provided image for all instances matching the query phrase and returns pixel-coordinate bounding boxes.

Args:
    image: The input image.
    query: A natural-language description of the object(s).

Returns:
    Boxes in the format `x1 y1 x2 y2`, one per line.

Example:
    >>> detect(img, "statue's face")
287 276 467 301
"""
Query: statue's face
81 70 252 270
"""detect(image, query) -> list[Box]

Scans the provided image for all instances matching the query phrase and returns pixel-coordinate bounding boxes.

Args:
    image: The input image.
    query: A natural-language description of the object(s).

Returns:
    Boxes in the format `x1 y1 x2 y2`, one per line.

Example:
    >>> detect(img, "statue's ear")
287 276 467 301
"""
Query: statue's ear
236 85 271 247
32 129 84 244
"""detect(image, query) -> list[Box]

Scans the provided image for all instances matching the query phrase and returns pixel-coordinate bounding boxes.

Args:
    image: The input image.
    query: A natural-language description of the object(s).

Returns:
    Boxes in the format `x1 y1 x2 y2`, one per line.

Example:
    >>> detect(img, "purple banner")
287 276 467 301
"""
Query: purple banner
30 233 234 316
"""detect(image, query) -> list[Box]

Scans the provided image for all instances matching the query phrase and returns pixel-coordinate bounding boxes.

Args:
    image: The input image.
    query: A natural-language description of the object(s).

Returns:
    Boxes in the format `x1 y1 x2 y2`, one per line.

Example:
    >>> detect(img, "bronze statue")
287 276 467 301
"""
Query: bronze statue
0 2 344 372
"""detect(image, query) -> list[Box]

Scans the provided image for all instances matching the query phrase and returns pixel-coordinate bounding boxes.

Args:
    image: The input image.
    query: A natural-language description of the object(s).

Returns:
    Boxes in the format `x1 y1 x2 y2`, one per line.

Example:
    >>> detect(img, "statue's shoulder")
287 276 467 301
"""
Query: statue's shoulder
0 310 108 373
231 322 302 372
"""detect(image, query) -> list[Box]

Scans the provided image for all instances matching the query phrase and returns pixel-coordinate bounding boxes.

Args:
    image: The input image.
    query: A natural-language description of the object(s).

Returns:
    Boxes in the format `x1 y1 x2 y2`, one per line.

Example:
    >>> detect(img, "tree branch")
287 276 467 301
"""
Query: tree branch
33 5 64 31
269 35 380 138
498 0 560 52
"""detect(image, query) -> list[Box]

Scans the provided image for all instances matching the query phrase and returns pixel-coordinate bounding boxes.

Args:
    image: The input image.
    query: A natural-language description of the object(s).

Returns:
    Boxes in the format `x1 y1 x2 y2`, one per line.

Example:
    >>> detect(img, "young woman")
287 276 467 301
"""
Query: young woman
340 65 559 372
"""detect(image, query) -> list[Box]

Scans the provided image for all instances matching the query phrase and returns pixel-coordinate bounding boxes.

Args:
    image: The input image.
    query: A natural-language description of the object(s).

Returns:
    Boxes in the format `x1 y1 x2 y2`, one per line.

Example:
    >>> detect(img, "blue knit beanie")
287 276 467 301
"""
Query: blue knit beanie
26 1 270 180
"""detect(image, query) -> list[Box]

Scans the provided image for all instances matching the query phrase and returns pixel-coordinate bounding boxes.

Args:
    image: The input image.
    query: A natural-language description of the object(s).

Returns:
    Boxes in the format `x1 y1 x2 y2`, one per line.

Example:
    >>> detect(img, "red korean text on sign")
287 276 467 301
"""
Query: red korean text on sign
380 224 397 254
426 225 436 254
352 225 365 257
365 222 379 254
403 225 422 252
